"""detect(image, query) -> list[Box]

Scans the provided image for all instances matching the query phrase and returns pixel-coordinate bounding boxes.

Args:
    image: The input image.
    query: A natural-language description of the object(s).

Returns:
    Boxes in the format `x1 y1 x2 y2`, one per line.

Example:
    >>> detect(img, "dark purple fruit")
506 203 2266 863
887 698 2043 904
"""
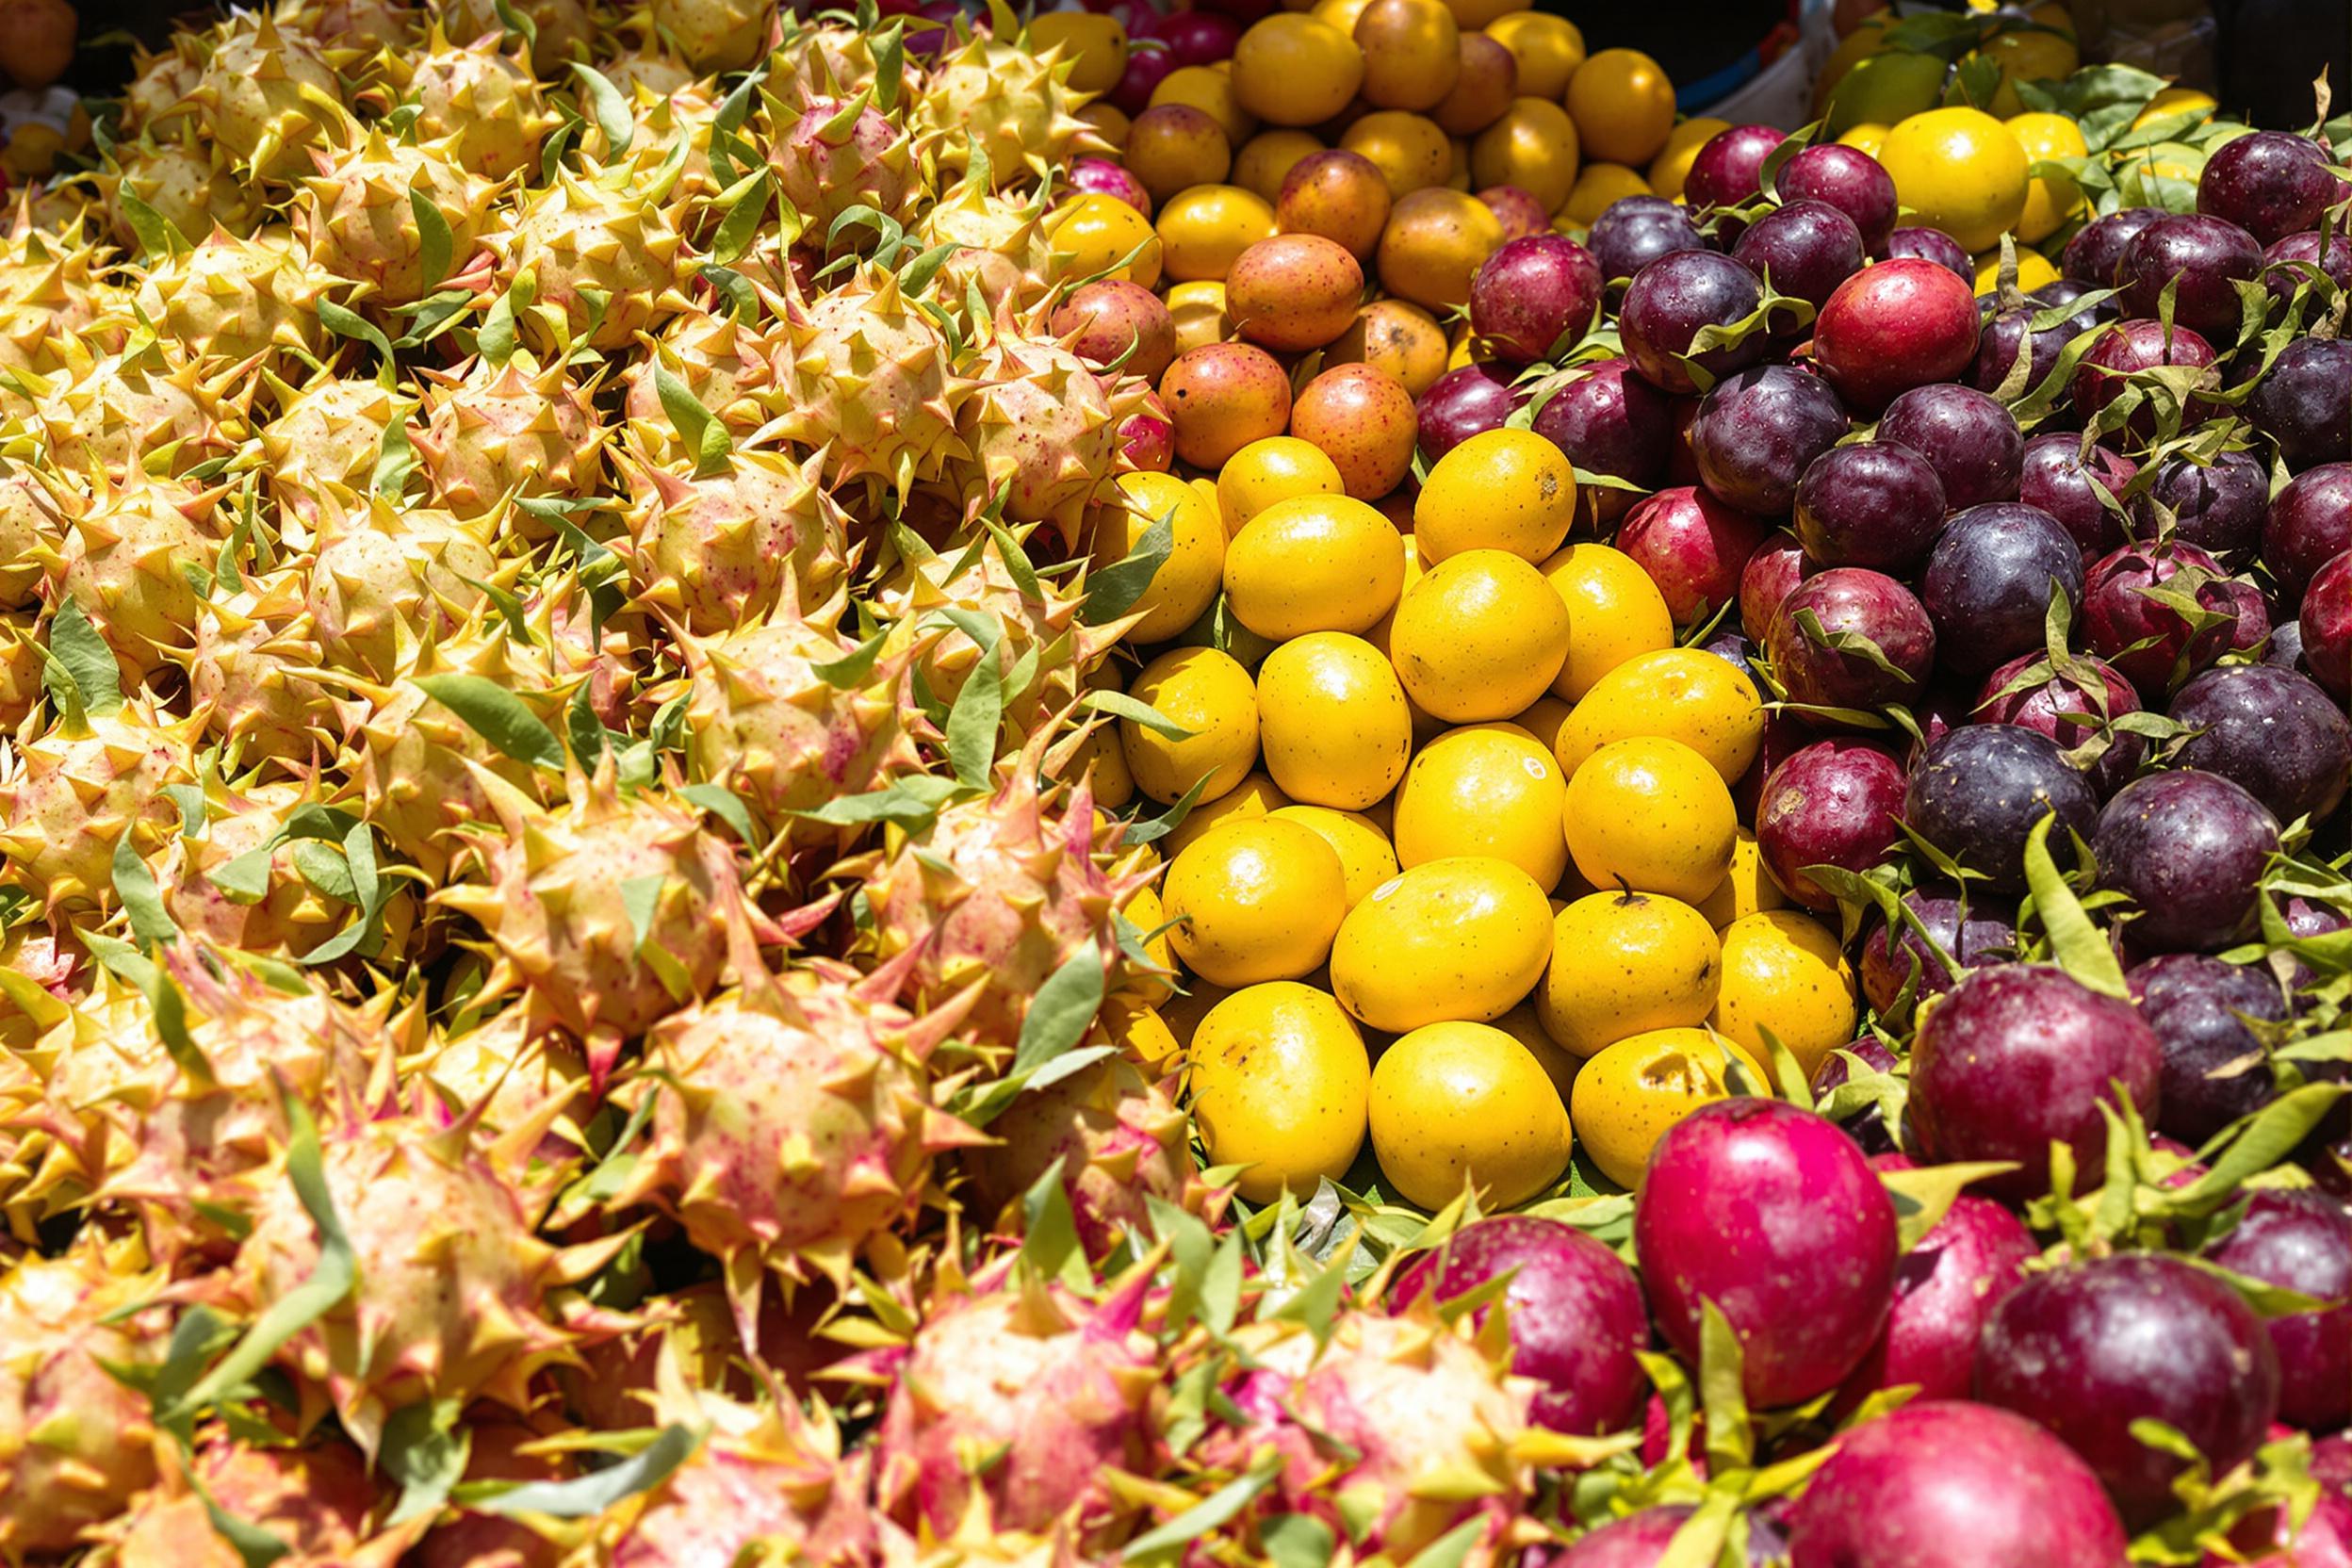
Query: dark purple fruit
1976 1253 2280 1528
2262 228 2352 302
1860 886 2019 1011
2072 318 2219 442
1880 384 2024 511
2116 214 2264 339
1414 363 1524 465
1619 249 1767 396
2248 337 2352 471
1969 287 2101 401
1809 1035 1901 1154
1469 234 1604 367
2129 449 2269 566
1687 364 1850 516
1765 567 1936 717
1635 1100 1897 1407
1903 724 2098 893
2082 541 2246 694
2093 770 2280 952
2018 433 2135 560
2197 129 2347 244
1919 503 2084 677
2166 663 2351 826
1774 142 1899 253
1531 357 1673 526
1974 651 2145 798
1791 440 1947 571
2063 205 2165 285
2128 953 2294 1147
2307 548 2352 699
1754 738 1905 910
1729 199 1866 317
1909 963 2164 1201
1882 225 1970 280
1683 123 1787 213
2264 464 2352 602
2203 1188 2352 1431
1587 194 1707 286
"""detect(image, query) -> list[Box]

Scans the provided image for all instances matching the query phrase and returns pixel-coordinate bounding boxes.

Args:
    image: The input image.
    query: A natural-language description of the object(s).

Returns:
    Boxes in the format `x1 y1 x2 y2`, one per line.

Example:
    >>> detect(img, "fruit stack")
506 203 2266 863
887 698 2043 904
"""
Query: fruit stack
0 0 2348 1563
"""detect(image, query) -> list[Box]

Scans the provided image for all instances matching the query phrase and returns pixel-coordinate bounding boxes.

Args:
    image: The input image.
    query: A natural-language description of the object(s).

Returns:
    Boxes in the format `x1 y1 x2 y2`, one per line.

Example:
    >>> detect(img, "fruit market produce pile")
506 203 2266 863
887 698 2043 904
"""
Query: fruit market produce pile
7 0 2352 1560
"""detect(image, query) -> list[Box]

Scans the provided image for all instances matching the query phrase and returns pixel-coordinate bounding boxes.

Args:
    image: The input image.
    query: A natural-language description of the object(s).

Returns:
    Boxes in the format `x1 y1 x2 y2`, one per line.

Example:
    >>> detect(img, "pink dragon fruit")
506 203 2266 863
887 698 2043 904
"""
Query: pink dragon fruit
0 694 206 915
36 468 228 686
302 493 509 680
774 96 918 244
401 24 560 180
410 351 611 524
616 444 851 634
964 1055 1214 1256
91 1430 390 1568
770 267 968 505
585 1405 877 1567
27 334 250 482
955 318 1141 547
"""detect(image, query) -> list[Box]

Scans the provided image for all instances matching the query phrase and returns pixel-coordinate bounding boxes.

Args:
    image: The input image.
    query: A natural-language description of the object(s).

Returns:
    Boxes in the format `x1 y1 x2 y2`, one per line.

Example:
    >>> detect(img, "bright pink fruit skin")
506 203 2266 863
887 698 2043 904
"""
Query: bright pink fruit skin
2203 1188 2352 1431
1811 258 1981 412
1684 123 1788 212
1788 1400 2131 1568
1739 529 1812 645
2203 1491 2352 1568
1391 1216 1648 1436
1616 484 1770 627
1634 1099 1898 1409
1067 155 1153 216
2304 549 2352 699
1833 1153 2037 1412
1908 964 2164 1203
1546 1504 1788 1567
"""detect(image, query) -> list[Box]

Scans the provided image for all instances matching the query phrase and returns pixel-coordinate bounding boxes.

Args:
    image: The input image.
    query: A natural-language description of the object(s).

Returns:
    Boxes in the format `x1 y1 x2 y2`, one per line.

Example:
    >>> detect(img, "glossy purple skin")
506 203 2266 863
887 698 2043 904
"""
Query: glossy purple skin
1729 199 1866 317
2064 205 2166 285
1882 225 1970 280
1754 739 1905 910
1619 250 1767 397
2129 449 2269 566
1634 1100 1898 1408
2072 319 2219 442
1810 1036 1903 1154
2128 953 2292 1148
2116 213 2265 338
1879 384 2024 512
1919 503 2084 677
2206 1189 2352 1430
2265 464 2352 602
1414 364 1524 465
1532 358 1672 526
2082 541 2244 694
1975 651 2145 799
1588 194 1708 286
1776 143 1899 253
1688 364 1850 516
2262 228 2352 301
1860 888 2019 1012
1617 484 1769 628
1903 724 2097 894
1977 1254 2280 1528
2266 617 2308 669
1835 1152 2036 1409
1791 441 1947 572
1969 293 2098 402
2249 337 2352 471
1684 123 1787 213
1765 567 1936 718
2308 549 2352 699
2094 770 2281 953
1470 235 1603 367
2018 433 2135 560
1788 1399 2131 1568
1152 8 1242 65
1109 43 1178 115
1910 964 2164 1201
1551 1506 1786 1568
1391 1217 1648 1436
2167 663 2351 825
1738 528 1811 644
2197 130 2346 244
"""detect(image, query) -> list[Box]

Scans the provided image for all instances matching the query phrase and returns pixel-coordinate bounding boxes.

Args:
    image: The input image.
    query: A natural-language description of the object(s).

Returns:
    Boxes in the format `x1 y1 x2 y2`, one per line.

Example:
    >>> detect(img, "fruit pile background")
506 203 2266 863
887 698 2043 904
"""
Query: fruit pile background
1 0 2351 1563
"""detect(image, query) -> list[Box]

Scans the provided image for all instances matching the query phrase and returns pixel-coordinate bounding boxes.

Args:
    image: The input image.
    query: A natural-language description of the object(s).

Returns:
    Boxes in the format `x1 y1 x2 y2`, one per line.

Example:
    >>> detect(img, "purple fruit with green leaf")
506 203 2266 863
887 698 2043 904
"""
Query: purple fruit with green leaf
2203 1188 2352 1431
2092 770 2279 953
1859 886 2019 1012
2129 449 2268 567
2128 953 2294 1148
2165 663 2350 826
2197 130 2347 244
1754 737 1905 910
2264 464 2352 603
1589 194 1708 286
2082 540 2245 694
1973 650 2144 798
2064 206 2164 284
2018 433 2134 561
1688 363 1851 516
1919 503 2083 677
1903 724 2097 892
1620 249 1767 396
1764 567 1936 718
1729 199 1865 317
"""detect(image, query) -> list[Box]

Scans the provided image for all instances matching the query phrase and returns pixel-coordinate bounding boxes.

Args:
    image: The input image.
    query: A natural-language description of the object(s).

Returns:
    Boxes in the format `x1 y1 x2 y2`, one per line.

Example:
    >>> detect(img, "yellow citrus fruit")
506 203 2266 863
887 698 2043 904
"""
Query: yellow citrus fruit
1102 470 1225 644
1270 804 1399 907
1538 543 1675 701
2133 86 2217 130
1387 549 1573 722
1233 127 1327 202
1122 646 1261 806
1163 770 1293 858
1972 246 2061 297
1565 48 1677 167
1223 493 1408 641
1554 647 1765 784
1217 436 1347 536
1838 122 1889 156
1414 428 1579 564
1156 185 1279 284
1537 889 1721 1058
1369 1020 1574 1207
1645 115 1730 201
1167 279 1232 351
1571 1025 1763 1187
1342 109 1457 199
1330 854 1552 1030
1232 14 1366 127
1049 193 1164 287
1972 25 2078 117
1191 981 1370 1201
1823 50 1944 138
1560 160 1650 227
1488 1000 1581 1102
1152 63 1259 145
1692 828 1788 929
1814 17 1889 108
1483 10 1584 99
1391 723 1569 890
1376 187 1507 310
1102 995 1179 1071
1511 693 1574 757
1561 735 1736 903
1027 10 1129 93
1470 96 1582 214
2005 110 2087 243
1354 0 1462 113
1877 106 2031 254
1164 816 1348 986
1255 631 1414 809
1708 910 1858 1078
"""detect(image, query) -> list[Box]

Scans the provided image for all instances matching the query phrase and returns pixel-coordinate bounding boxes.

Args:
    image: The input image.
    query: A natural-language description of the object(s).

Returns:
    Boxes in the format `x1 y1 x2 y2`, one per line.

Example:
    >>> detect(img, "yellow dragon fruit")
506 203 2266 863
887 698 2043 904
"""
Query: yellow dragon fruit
302 491 512 680
401 24 560 181
0 613 38 732
444 0 596 73
954 312 1142 547
131 223 338 369
88 1432 395 1568
175 566 351 771
409 1004 595 1174
650 0 768 71
596 29 703 97
35 468 228 686
619 306 784 466
496 160 691 355
918 170 1059 312
915 23 1105 192
25 332 253 482
963 1056 1216 1256
768 265 968 504
0 691 205 916
771 93 919 245
114 28 209 139
296 124 498 307
616 442 850 634
766 12 912 117
0 207 129 374
574 74 725 222
278 0 417 56
259 370 411 528
410 351 611 523
188 9 345 183
155 779 379 957
0 452 57 610
97 133 263 249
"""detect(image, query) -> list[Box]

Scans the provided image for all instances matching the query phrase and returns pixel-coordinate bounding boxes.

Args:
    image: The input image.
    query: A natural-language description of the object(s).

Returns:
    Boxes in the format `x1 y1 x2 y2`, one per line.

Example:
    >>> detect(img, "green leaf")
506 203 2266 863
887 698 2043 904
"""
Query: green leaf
709 169 772 270
1698 1298 1753 1471
112 832 180 949
1880 1161 2019 1252
372 417 417 498
1081 689 1193 740
792 775 965 829
1082 506 1174 625
2165 1083 2350 1217
381 1400 473 1526
205 841 276 904
1012 947 1108 1079
292 841 357 904
2022 812 2127 998
317 299 394 366
116 188 183 259
1019 1155 1086 1285
569 63 633 155
653 363 732 476
1400 1517 1489 1568
944 649 1005 790
409 188 453 294
1120 1457 1284 1562
490 0 537 51
461 1426 701 1517
1261 1515 1337 1568
164 785 208 839
191 1478 292 1568
812 629 889 689
414 676 564 773
678 782 757 845
621 874 665 952
42 597 122 716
